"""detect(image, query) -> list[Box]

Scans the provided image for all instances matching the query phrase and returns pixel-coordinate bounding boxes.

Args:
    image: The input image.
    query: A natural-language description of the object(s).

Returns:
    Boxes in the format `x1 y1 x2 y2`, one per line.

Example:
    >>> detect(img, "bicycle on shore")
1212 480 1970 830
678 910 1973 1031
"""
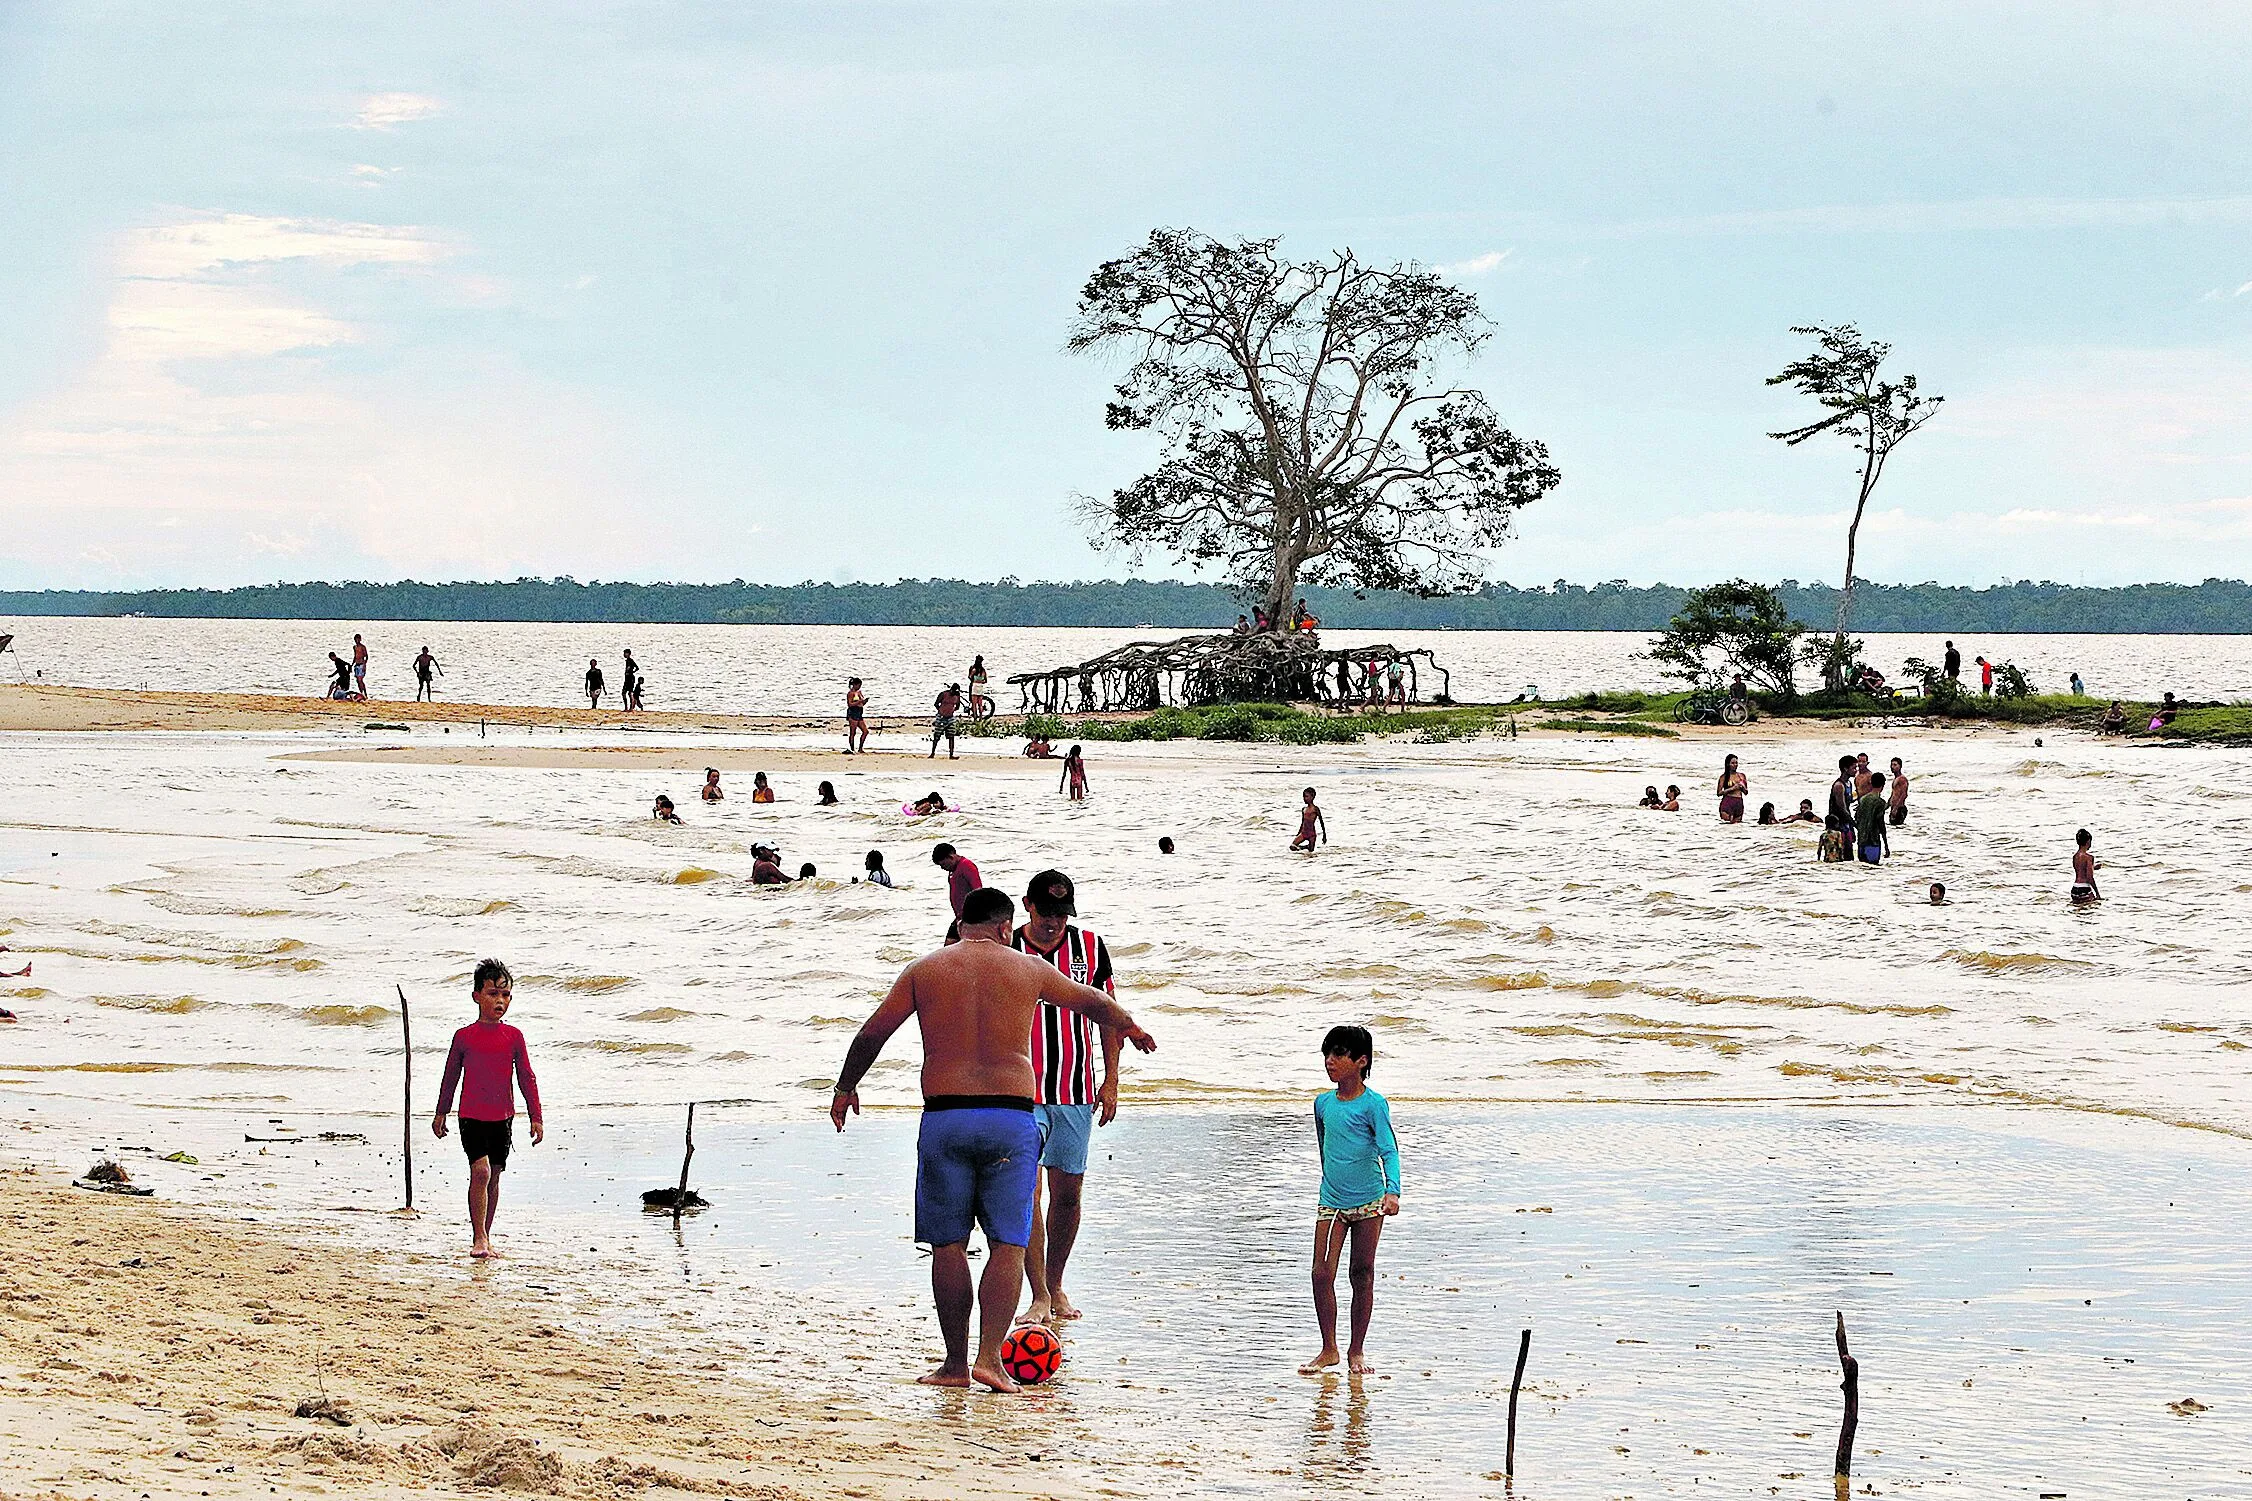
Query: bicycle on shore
1675 681 1752 727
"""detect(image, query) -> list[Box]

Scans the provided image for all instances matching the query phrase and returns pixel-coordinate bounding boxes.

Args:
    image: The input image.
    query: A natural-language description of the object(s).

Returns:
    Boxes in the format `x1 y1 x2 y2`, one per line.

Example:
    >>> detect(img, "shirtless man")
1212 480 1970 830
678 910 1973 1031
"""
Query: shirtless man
830 887 1156 1394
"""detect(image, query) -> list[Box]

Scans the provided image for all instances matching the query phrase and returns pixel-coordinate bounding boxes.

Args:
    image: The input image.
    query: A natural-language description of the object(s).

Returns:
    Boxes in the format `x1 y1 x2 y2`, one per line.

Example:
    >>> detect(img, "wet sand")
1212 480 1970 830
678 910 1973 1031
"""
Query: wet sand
0 1167 1111 1500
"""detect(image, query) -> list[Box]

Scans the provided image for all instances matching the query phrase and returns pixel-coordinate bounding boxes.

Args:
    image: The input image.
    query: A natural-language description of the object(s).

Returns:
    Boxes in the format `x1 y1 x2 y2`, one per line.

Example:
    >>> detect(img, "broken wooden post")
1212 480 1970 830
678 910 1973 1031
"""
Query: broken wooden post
1505 1326 1531 1478
397 984 414 1211
671 1101 696 1225
1833 1310 1859 1487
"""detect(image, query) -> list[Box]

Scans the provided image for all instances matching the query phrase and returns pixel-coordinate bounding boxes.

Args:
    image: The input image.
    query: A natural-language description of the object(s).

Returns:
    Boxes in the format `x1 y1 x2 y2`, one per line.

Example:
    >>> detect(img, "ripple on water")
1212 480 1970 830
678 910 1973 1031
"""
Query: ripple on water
1942 948 2098 975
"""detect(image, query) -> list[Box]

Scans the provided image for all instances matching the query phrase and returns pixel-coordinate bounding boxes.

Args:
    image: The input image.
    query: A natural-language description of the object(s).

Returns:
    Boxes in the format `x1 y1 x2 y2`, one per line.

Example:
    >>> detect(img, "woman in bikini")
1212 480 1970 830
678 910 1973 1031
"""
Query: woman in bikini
1716 754 1748 824
1059 744 1088 802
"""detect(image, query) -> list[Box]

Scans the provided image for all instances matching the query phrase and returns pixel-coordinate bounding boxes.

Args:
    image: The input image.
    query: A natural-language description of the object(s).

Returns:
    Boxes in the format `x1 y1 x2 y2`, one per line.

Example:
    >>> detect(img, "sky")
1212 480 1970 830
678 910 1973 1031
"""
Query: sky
4 1 2252 592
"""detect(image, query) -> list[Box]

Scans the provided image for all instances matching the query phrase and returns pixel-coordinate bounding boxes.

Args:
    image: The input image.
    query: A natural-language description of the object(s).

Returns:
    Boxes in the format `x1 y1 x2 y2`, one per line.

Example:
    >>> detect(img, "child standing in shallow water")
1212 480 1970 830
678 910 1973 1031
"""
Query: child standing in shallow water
1291 787 1327 852
1059 744 1088 801
432 959 544 1258
1300 1025 1400 1376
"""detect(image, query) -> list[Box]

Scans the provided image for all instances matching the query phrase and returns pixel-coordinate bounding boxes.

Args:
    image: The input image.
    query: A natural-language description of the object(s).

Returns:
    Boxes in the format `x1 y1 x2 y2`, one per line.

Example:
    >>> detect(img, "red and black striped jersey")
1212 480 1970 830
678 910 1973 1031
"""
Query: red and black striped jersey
1012 925 1114 1106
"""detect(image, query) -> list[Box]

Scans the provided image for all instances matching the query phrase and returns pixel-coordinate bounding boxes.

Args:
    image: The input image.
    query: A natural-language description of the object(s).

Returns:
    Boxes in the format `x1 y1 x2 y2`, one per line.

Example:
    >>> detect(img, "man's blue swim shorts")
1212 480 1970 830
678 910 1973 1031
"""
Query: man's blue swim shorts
914 1096 1042 1248
1035 1102 1095 1176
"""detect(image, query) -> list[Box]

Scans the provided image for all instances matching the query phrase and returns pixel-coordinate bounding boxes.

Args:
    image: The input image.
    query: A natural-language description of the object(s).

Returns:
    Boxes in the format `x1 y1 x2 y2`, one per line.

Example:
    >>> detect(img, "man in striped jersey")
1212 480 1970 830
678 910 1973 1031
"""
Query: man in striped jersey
1012 869 1122 1325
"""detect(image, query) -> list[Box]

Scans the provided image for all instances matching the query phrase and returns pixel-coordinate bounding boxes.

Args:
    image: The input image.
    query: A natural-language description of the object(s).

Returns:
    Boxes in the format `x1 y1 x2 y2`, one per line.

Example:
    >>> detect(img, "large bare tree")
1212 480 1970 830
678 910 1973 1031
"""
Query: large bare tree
1767 324 1942 686
1068 229 1560 625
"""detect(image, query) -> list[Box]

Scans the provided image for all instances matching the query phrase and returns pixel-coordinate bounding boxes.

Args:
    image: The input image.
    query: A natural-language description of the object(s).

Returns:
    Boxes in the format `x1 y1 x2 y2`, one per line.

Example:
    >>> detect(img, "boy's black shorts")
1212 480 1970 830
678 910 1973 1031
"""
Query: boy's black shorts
458 1116 514 1172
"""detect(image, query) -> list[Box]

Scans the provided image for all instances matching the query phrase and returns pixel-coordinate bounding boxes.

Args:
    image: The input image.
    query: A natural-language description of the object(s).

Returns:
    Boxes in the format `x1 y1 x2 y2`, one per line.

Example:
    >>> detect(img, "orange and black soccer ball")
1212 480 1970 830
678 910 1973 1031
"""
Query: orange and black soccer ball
1000 1323 1063 1384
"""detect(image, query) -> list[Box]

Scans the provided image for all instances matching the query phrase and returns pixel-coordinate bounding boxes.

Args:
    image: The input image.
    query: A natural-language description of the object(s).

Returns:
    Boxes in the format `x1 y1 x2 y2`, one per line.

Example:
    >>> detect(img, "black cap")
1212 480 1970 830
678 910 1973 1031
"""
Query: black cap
1024 868 1075 917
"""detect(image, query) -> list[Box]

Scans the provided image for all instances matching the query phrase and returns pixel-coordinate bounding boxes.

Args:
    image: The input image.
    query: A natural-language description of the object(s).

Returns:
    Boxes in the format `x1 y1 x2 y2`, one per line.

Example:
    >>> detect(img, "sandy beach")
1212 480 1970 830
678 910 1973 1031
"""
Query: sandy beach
0 1167 1118 1501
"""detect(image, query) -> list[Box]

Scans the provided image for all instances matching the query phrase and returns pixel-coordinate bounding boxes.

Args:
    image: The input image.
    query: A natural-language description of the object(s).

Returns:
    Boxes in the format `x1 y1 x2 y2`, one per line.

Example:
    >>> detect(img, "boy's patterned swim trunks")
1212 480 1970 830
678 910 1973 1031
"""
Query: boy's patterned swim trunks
1316 1199 1386 1224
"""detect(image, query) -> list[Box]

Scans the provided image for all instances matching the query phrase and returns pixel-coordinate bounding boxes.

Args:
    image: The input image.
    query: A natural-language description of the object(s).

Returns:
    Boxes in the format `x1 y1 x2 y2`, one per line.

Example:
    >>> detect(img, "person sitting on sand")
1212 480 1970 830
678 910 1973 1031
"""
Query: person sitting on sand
1234 614 1252 635
1661 785 1681 812
831 887 1155 1393
863 850 894 887
1756 801 1778 825
1291 787 1327 852
911 791 948 817
1638 785 1662 809
1930 882 1948 905
817 780 839 806
752 772 776 804
431 959 544 1259
653 794 682 824
751 845 788 885
1783 798 1821 824
701 768 724 803
1299 1024 1400 1377
2072 828 2100 905
2100 700 2128 735
1023 734 1055 759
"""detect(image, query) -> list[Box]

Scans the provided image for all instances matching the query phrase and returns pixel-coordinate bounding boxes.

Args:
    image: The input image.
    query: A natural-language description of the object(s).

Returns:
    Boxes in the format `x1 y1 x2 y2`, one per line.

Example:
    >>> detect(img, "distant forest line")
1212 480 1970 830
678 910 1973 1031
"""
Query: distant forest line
3 578 2250 633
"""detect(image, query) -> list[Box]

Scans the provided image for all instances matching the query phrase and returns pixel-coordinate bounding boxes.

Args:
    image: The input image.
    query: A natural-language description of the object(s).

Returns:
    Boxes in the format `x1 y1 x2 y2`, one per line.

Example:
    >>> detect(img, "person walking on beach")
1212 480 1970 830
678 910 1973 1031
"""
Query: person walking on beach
1011 870 1122 1326
414 645 441 702
431 959 544 1259
2072 829 2100 905
585 658 605 709
1716 754 1747 824
1291 787 1327 852
968 655 992 719
1299 1024 1400 1377
829 886 1155 1394
933 843 981 942
622 650 642 711
1888 757 1910 827
1854 772 1891 866
931 683 962 760
352 634 369 697
1059 744 1088 802
845 677 870 754
1943 641 1961 684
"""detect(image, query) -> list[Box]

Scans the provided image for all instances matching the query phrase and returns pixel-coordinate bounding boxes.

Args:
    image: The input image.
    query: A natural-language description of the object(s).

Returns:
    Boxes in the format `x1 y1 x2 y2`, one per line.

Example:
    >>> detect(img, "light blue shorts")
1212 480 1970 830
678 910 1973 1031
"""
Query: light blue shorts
1036 1102 1095 1176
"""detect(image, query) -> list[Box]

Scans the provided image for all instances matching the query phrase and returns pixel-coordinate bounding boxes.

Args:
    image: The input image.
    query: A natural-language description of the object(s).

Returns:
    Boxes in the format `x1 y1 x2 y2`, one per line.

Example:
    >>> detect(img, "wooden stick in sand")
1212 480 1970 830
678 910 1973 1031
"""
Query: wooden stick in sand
1505 1327 1531 1479
396 984 415 1212
672 1102 696 1224
1833 1310 1859 1491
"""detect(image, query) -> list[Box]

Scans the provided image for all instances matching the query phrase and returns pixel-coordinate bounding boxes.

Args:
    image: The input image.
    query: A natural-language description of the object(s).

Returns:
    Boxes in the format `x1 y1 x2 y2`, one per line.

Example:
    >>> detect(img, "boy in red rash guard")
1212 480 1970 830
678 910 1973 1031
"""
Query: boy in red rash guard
431 959 545 1258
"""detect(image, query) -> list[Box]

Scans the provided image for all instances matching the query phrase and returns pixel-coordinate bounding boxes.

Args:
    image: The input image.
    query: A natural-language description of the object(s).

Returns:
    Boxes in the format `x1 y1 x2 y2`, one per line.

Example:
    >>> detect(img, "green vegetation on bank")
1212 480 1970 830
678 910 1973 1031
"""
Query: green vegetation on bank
952 689 2236 746
7 576 2252 632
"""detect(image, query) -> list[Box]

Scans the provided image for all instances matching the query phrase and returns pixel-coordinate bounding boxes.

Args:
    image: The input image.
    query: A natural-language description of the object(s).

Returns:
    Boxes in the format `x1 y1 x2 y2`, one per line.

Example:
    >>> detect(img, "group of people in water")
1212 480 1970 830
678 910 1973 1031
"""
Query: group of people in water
1640 746 2101 902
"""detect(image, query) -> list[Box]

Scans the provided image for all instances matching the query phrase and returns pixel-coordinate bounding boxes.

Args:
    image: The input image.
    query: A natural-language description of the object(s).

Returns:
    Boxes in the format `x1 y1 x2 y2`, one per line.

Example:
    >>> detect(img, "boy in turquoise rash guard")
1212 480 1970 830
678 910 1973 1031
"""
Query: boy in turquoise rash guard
1300 1024 1401 1376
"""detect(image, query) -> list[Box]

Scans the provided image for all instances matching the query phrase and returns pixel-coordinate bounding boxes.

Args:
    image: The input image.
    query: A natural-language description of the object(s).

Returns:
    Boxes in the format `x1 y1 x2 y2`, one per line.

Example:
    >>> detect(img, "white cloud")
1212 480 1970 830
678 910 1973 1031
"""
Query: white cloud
1440 249 1512 277
354 92 443 130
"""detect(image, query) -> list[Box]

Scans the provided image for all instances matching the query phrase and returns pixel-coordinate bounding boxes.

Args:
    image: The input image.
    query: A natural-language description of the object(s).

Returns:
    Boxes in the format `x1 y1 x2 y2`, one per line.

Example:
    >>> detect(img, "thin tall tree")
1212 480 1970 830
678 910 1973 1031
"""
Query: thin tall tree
1766 324 1941 687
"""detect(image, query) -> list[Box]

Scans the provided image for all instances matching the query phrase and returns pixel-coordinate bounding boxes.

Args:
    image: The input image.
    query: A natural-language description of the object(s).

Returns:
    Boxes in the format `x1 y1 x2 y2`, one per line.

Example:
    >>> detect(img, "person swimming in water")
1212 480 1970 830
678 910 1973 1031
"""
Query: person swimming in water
911 791 948 817
652 794 682 824
1782 798 1821 824
2071 828 2100 905
701 768 724 803
1756 801 1778 825
1716 755 1747 824
863 850 894 887
751 773 776 804
817 780 839 806
1638 785 1662 809
1929 882 1948 905
1291 788 1327 852
1660 785 1681 811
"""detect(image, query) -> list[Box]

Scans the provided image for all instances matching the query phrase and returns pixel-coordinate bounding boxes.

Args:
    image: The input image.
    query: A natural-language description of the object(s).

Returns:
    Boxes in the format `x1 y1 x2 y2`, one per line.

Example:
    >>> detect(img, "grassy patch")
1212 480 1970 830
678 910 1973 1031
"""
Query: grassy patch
2156 707 2252 745
1537 717 1680 738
